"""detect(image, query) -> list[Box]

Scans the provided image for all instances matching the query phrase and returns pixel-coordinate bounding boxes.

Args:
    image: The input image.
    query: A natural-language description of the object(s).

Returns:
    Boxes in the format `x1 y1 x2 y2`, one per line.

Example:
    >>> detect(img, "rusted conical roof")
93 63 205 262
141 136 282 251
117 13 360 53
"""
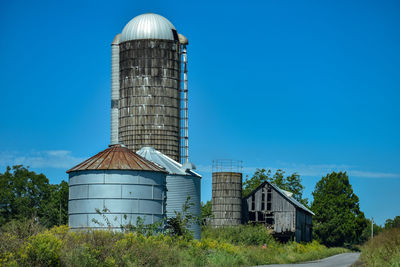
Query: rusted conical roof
66 144 167 173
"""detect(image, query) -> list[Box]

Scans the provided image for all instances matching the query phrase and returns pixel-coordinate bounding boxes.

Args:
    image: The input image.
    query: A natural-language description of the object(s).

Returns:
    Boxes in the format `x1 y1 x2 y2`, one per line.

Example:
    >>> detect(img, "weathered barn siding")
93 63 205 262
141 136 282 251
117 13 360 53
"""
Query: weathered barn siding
119 39 181 162
272 189 295 232
243 183 295 233
295 209 312 242
242 181 314 242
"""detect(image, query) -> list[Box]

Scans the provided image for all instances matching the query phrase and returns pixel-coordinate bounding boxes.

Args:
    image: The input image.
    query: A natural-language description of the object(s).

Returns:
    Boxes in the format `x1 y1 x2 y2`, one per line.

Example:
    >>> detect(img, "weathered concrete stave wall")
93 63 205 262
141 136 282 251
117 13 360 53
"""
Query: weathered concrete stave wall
211 172 242 227
119 39 181 162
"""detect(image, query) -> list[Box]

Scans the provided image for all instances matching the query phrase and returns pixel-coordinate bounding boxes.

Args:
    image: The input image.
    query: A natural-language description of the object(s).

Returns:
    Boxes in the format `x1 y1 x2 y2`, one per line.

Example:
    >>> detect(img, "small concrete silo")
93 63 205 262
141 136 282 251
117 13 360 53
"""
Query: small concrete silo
111 13 190 163
67 144 167 230
137 147 201 239
211 160 243 227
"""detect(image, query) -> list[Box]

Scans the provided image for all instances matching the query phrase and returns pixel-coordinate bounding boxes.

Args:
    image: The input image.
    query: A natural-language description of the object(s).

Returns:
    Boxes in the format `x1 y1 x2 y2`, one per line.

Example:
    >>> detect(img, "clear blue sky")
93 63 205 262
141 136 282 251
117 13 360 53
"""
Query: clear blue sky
1 0 399 226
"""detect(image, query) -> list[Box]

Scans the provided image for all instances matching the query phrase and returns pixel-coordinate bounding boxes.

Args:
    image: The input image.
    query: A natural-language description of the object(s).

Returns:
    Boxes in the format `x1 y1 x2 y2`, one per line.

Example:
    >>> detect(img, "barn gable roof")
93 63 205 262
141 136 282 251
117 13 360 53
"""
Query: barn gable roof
243 181 315 216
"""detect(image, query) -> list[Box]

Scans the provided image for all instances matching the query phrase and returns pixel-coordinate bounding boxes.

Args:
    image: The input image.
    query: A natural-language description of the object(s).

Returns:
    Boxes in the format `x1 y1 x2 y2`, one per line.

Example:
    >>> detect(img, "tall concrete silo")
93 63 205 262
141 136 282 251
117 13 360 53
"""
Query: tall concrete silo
111 13 190 163
211 160 243 227
137 147 201 239
67 144 167 230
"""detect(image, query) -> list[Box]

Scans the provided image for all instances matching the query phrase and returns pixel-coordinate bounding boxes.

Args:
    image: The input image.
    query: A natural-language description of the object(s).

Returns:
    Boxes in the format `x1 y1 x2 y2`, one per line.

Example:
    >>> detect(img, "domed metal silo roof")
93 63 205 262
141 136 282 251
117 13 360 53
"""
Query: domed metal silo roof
66 144 166 173
137 147 201 177
120 13 177 42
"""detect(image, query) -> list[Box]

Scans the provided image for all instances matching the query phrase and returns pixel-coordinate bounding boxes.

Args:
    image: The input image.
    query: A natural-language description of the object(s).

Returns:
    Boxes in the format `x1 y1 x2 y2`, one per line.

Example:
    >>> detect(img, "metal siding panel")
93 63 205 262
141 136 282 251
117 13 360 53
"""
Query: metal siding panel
69 214 88 228
89 184 121 198
121 214 163 225
139 200 163 214
69 185 89 199
104 199 139 213
166 174 201 239
122 184 152 199
139 172 164 185
69 199 103 213
104 172 139 184
121 214 140 225
88 213 122 228
69 173 104 185
153 186 163 200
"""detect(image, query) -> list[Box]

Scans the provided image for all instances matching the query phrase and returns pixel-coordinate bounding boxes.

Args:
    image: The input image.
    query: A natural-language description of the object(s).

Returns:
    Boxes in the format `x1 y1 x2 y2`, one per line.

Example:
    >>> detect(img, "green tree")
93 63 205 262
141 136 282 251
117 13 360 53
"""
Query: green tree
0 165 68 228
384 215 400 229
200 200 212 226
0 165 50 224
311 171 366 247
41 181 69 227
243 168 308 206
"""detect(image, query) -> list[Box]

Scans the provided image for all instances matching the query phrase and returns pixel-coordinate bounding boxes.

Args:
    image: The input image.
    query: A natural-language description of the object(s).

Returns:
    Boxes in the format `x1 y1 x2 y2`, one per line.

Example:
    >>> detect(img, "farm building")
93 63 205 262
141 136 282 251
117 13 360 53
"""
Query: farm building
242 181 314 242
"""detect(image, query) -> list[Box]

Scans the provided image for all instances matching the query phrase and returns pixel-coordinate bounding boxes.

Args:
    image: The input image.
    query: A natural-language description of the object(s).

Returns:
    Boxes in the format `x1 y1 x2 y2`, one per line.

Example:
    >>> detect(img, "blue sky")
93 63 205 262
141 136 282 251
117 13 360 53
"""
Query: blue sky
1 0 399 226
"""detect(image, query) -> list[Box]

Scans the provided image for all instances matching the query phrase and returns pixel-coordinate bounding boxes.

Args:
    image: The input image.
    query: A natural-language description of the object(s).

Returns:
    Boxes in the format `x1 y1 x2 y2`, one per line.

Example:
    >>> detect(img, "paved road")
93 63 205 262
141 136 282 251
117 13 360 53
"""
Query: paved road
257 252 360 267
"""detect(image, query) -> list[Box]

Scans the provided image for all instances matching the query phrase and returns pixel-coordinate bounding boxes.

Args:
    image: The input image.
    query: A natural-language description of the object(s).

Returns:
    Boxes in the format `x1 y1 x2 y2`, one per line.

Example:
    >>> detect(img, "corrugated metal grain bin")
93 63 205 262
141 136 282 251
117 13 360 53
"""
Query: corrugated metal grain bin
137 147 201 239
67 144 167 230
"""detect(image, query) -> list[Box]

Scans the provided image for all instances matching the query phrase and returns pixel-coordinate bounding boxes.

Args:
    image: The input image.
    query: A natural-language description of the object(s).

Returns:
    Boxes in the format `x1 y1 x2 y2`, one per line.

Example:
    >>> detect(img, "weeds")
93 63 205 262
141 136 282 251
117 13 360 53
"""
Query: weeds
0 222 349 266
202 224 275 246
358 227 400 267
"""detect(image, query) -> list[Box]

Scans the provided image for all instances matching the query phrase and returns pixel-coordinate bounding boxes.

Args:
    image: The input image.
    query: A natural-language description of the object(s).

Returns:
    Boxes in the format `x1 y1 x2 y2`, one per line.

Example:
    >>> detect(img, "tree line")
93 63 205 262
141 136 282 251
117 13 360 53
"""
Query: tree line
202 169 399 247
0 165 68 228
1 164 398 248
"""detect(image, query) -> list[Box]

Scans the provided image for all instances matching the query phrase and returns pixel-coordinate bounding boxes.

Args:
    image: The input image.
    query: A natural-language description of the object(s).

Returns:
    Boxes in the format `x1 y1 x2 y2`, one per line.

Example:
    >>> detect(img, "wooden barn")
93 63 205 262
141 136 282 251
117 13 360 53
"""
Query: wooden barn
242 181 314 242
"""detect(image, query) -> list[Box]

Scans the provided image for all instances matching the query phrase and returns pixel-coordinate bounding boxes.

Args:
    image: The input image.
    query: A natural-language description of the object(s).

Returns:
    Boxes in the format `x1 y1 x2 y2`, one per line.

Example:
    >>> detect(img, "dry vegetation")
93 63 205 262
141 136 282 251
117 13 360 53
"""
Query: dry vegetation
0 220 349 267
356 227 400 267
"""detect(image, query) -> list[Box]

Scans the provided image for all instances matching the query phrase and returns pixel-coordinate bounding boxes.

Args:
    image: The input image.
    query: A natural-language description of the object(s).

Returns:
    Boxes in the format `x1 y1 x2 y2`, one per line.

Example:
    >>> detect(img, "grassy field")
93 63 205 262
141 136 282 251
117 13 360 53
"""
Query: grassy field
0 221 348 267
356 227 400 267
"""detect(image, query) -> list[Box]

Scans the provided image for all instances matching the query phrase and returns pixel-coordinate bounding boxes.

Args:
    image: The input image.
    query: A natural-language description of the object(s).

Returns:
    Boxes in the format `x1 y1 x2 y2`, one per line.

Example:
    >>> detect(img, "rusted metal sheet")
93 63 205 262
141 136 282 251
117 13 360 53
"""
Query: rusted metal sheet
66 144 167 173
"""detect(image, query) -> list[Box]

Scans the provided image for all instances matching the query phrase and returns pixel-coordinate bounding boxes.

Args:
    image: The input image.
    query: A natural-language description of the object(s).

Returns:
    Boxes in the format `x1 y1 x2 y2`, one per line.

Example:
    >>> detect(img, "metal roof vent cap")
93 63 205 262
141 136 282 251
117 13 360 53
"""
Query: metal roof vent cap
178 33 188 45
182 162 196 172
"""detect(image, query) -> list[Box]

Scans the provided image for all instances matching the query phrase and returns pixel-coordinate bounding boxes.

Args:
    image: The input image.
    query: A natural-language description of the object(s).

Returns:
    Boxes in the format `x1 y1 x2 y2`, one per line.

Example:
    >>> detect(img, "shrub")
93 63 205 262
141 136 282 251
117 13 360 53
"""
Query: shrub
202 224 276 246
112 233 180 266
0 220 350 267
19 230 62 267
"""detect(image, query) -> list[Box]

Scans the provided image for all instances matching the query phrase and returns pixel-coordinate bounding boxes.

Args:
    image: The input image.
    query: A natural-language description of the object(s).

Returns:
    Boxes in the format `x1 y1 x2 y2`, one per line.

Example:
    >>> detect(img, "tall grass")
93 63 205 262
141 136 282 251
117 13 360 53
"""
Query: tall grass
0 221 348 266
358 227 400 267
202 224 275 246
